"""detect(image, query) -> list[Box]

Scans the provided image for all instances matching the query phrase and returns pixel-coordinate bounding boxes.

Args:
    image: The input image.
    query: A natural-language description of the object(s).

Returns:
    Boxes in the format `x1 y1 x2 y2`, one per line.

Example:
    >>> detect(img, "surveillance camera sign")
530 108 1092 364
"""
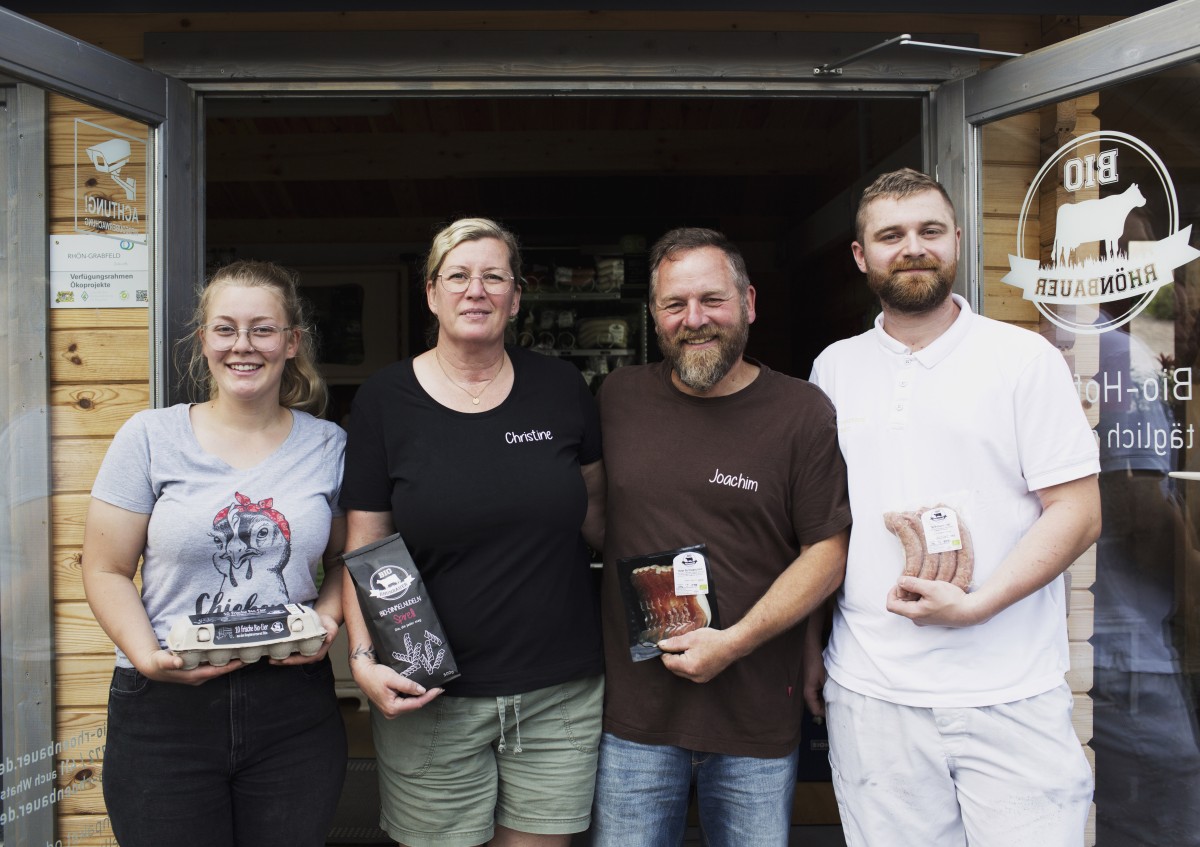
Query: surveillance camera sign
1003 131 1199 334
73 119 146 244
56 120 150 308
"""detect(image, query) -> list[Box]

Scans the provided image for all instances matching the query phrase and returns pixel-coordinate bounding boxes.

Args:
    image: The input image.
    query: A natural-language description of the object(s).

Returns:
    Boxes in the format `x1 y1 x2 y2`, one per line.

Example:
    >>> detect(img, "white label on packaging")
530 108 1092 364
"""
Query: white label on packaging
921 507 963 554
672 550 709 596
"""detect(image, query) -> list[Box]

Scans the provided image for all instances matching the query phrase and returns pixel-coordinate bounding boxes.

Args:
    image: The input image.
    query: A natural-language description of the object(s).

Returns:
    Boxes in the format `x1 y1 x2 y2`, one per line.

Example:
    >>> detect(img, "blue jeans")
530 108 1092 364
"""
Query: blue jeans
590 732 798 847
102 658 347 847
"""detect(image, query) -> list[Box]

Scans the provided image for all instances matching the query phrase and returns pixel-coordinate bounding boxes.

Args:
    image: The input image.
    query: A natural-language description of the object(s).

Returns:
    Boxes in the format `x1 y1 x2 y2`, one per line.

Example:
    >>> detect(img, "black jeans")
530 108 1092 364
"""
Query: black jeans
103 657 347 847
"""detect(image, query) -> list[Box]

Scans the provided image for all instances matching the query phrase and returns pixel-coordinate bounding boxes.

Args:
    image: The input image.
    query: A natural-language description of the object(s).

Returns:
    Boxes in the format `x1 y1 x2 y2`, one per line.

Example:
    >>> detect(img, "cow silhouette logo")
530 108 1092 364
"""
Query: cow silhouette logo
1051 183 1146 267
368 565 416 601
1004 130 1199 335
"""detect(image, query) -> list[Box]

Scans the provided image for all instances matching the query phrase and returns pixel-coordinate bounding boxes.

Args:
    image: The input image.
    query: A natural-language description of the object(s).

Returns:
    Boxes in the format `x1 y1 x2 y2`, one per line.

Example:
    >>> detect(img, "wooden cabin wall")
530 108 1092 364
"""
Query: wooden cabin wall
19 9 1124 845
47 92 150 846
30 11 1119 65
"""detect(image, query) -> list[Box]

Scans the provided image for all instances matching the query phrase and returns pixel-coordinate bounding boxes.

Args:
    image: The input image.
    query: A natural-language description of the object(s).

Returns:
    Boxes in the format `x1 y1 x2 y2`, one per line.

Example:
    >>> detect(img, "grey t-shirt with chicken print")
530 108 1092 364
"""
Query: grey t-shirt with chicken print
91 403 345 668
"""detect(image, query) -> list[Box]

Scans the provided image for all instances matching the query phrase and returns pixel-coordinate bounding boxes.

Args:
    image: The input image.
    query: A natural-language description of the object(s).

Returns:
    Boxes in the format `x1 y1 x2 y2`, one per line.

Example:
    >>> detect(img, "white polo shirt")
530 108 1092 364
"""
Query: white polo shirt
811 295 1099 707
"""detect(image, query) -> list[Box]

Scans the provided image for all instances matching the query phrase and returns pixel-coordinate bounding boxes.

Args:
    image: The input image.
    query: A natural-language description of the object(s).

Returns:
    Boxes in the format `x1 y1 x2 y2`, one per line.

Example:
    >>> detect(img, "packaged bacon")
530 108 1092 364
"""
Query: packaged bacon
343 532 461 689
616 543 721 662
883 504 974 594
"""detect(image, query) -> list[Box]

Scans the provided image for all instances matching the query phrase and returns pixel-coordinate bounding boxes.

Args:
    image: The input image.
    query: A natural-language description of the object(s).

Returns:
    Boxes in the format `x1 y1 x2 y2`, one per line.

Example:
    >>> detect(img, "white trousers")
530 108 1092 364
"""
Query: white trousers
825 678 1093 847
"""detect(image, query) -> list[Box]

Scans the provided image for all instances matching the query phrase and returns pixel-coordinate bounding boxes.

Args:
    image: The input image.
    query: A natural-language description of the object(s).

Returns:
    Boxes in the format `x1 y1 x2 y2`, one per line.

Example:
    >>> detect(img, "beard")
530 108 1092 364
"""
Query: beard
657 307 750 393
867 256 957 314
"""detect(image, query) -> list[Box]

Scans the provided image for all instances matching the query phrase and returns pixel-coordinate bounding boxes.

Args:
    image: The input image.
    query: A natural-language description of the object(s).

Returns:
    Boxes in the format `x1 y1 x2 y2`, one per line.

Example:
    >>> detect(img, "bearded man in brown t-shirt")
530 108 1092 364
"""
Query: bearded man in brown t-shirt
591 226 851 847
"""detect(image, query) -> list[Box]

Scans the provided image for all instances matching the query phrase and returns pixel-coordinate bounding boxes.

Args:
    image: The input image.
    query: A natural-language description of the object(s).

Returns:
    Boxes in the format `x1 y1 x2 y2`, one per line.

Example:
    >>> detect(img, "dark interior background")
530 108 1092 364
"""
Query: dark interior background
203 95 923 412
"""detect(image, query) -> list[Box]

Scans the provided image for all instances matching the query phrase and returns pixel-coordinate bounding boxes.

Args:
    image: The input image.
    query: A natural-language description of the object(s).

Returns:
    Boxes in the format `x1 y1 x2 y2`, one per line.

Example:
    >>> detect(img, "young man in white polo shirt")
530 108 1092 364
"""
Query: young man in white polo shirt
809 168 1101 846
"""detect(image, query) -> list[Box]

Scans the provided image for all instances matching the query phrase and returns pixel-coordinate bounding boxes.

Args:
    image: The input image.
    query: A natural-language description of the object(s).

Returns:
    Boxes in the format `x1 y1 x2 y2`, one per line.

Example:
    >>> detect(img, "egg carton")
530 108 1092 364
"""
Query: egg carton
168 603 326 669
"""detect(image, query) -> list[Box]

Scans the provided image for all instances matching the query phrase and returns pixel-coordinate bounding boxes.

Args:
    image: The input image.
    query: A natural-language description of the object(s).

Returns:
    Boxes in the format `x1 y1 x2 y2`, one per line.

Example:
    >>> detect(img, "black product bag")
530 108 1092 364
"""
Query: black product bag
343 532 461 689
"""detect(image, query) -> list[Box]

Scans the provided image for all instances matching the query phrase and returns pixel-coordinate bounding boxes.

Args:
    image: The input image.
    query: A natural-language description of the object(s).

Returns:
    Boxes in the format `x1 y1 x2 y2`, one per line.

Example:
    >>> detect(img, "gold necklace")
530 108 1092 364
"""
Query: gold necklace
433 349 505 406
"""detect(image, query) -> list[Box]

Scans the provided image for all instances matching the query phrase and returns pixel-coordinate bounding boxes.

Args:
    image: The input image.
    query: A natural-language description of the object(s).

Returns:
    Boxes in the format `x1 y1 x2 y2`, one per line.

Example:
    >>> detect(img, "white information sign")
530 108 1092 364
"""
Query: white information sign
50 234 149 309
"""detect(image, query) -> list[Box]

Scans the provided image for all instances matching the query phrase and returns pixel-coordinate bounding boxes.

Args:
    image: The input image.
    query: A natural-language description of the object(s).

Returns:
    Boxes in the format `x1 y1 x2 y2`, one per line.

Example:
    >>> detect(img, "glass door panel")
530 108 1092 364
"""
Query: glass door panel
2 79 156 847
979 62 1200 847
1 8 194 844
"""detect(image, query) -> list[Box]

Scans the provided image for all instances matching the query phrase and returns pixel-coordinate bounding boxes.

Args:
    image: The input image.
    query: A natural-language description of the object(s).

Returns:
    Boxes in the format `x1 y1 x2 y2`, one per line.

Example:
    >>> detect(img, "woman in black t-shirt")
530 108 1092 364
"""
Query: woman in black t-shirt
339 218 605 847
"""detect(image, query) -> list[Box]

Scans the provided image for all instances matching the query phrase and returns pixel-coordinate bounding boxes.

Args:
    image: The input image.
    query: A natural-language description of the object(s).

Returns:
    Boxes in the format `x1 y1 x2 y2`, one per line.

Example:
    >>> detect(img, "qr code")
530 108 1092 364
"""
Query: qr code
136 290 148 302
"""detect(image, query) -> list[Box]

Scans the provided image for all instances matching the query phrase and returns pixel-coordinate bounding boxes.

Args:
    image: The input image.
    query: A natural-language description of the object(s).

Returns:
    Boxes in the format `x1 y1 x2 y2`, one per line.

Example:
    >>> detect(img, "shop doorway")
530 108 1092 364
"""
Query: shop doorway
201 93 923 844
202 94 923 418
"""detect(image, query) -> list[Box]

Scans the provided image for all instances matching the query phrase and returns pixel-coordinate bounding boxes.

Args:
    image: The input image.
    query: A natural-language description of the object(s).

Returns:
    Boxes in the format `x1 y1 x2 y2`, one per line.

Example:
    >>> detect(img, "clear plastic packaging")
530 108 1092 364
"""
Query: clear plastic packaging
883 502 974 595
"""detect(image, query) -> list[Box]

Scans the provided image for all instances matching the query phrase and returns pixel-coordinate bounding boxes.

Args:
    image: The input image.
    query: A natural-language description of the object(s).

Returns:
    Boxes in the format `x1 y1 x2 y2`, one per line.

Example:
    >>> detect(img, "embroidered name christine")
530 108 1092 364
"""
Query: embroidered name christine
506 428 553 443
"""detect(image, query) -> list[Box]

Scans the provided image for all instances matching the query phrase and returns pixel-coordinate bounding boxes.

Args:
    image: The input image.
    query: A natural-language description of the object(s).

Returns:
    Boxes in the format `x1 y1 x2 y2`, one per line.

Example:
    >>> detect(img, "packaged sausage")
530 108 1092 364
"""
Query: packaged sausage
343 532 461 689
883 502 974 593
615 543 721 662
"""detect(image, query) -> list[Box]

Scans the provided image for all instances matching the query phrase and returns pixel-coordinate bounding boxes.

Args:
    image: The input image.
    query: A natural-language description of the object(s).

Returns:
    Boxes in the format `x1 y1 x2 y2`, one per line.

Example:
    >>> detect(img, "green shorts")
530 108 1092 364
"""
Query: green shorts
371 674 603 847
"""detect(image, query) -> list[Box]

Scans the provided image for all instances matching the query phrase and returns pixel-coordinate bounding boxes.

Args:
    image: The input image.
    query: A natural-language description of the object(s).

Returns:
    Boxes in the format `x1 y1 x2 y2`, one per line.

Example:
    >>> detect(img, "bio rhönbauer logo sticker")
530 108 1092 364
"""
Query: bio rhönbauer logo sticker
1004 130 1200 335
368 565 416 600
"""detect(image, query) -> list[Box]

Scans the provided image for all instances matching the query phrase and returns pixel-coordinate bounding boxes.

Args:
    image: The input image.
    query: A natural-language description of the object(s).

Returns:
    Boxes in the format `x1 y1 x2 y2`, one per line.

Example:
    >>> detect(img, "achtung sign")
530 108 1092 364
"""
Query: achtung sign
73 118 147 243
53 118 150 308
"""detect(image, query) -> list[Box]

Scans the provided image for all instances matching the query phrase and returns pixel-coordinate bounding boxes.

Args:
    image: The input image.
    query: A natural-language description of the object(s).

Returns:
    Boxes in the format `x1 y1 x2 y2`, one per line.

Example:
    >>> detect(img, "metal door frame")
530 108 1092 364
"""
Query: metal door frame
0 8 198 844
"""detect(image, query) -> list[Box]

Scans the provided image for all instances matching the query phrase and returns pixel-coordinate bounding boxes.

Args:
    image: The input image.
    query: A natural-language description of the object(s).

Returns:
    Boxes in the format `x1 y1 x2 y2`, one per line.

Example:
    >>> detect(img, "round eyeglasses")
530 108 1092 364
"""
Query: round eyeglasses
202 324 292 352
436 270 515 295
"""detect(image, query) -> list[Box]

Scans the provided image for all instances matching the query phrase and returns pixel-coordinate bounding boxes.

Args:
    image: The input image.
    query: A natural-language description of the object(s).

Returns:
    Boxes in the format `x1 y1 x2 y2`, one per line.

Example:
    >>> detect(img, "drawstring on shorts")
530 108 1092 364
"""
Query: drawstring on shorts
495 694 524 754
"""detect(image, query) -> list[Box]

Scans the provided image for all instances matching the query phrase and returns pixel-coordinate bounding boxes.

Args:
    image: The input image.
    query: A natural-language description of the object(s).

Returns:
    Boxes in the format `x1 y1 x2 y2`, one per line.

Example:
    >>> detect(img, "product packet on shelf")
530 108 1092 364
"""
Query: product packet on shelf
616 543 720 662
343 532 461 689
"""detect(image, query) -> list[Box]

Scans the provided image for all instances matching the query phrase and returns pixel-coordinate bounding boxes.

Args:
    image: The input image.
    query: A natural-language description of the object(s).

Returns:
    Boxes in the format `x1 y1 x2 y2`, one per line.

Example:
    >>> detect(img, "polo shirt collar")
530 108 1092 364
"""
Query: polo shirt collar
872 293 974 367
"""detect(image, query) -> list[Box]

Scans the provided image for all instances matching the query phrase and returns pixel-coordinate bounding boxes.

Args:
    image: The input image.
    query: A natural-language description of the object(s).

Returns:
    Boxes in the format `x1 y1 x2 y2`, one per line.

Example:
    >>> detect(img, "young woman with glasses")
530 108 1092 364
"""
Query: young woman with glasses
339 218 606 847
81 260 348 847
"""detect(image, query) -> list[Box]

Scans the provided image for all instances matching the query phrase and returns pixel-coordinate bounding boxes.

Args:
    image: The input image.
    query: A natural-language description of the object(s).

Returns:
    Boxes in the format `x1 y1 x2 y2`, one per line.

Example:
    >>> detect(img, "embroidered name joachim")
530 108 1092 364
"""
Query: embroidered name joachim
707 468 759 491
506 429 554 444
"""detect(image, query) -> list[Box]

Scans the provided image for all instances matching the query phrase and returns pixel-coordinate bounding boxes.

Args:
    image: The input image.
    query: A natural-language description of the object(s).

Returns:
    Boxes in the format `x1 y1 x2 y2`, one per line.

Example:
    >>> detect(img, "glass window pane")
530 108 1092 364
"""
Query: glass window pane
2 84 153 847
981 61 1200 846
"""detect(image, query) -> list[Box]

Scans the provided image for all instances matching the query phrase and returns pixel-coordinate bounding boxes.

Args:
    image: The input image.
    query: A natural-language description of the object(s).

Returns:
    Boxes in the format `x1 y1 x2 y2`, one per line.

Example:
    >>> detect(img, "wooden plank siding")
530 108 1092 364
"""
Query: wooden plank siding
47 92 151 846
29 12 1089 66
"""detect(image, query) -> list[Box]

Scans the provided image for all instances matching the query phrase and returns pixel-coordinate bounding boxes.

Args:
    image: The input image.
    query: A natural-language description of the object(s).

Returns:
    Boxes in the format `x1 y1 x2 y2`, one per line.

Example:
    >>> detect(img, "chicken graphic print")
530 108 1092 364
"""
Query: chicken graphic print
205 492 293 613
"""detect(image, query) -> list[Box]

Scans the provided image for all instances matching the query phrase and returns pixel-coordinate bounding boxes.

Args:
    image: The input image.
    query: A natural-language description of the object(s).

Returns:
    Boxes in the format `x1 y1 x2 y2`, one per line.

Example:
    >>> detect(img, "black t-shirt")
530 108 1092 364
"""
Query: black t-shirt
341 346 604 696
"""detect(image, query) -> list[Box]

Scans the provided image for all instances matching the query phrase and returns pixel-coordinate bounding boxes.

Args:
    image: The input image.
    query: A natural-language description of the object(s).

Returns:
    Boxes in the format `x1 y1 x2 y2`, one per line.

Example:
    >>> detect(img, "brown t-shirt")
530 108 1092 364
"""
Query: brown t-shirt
598 360 850 757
